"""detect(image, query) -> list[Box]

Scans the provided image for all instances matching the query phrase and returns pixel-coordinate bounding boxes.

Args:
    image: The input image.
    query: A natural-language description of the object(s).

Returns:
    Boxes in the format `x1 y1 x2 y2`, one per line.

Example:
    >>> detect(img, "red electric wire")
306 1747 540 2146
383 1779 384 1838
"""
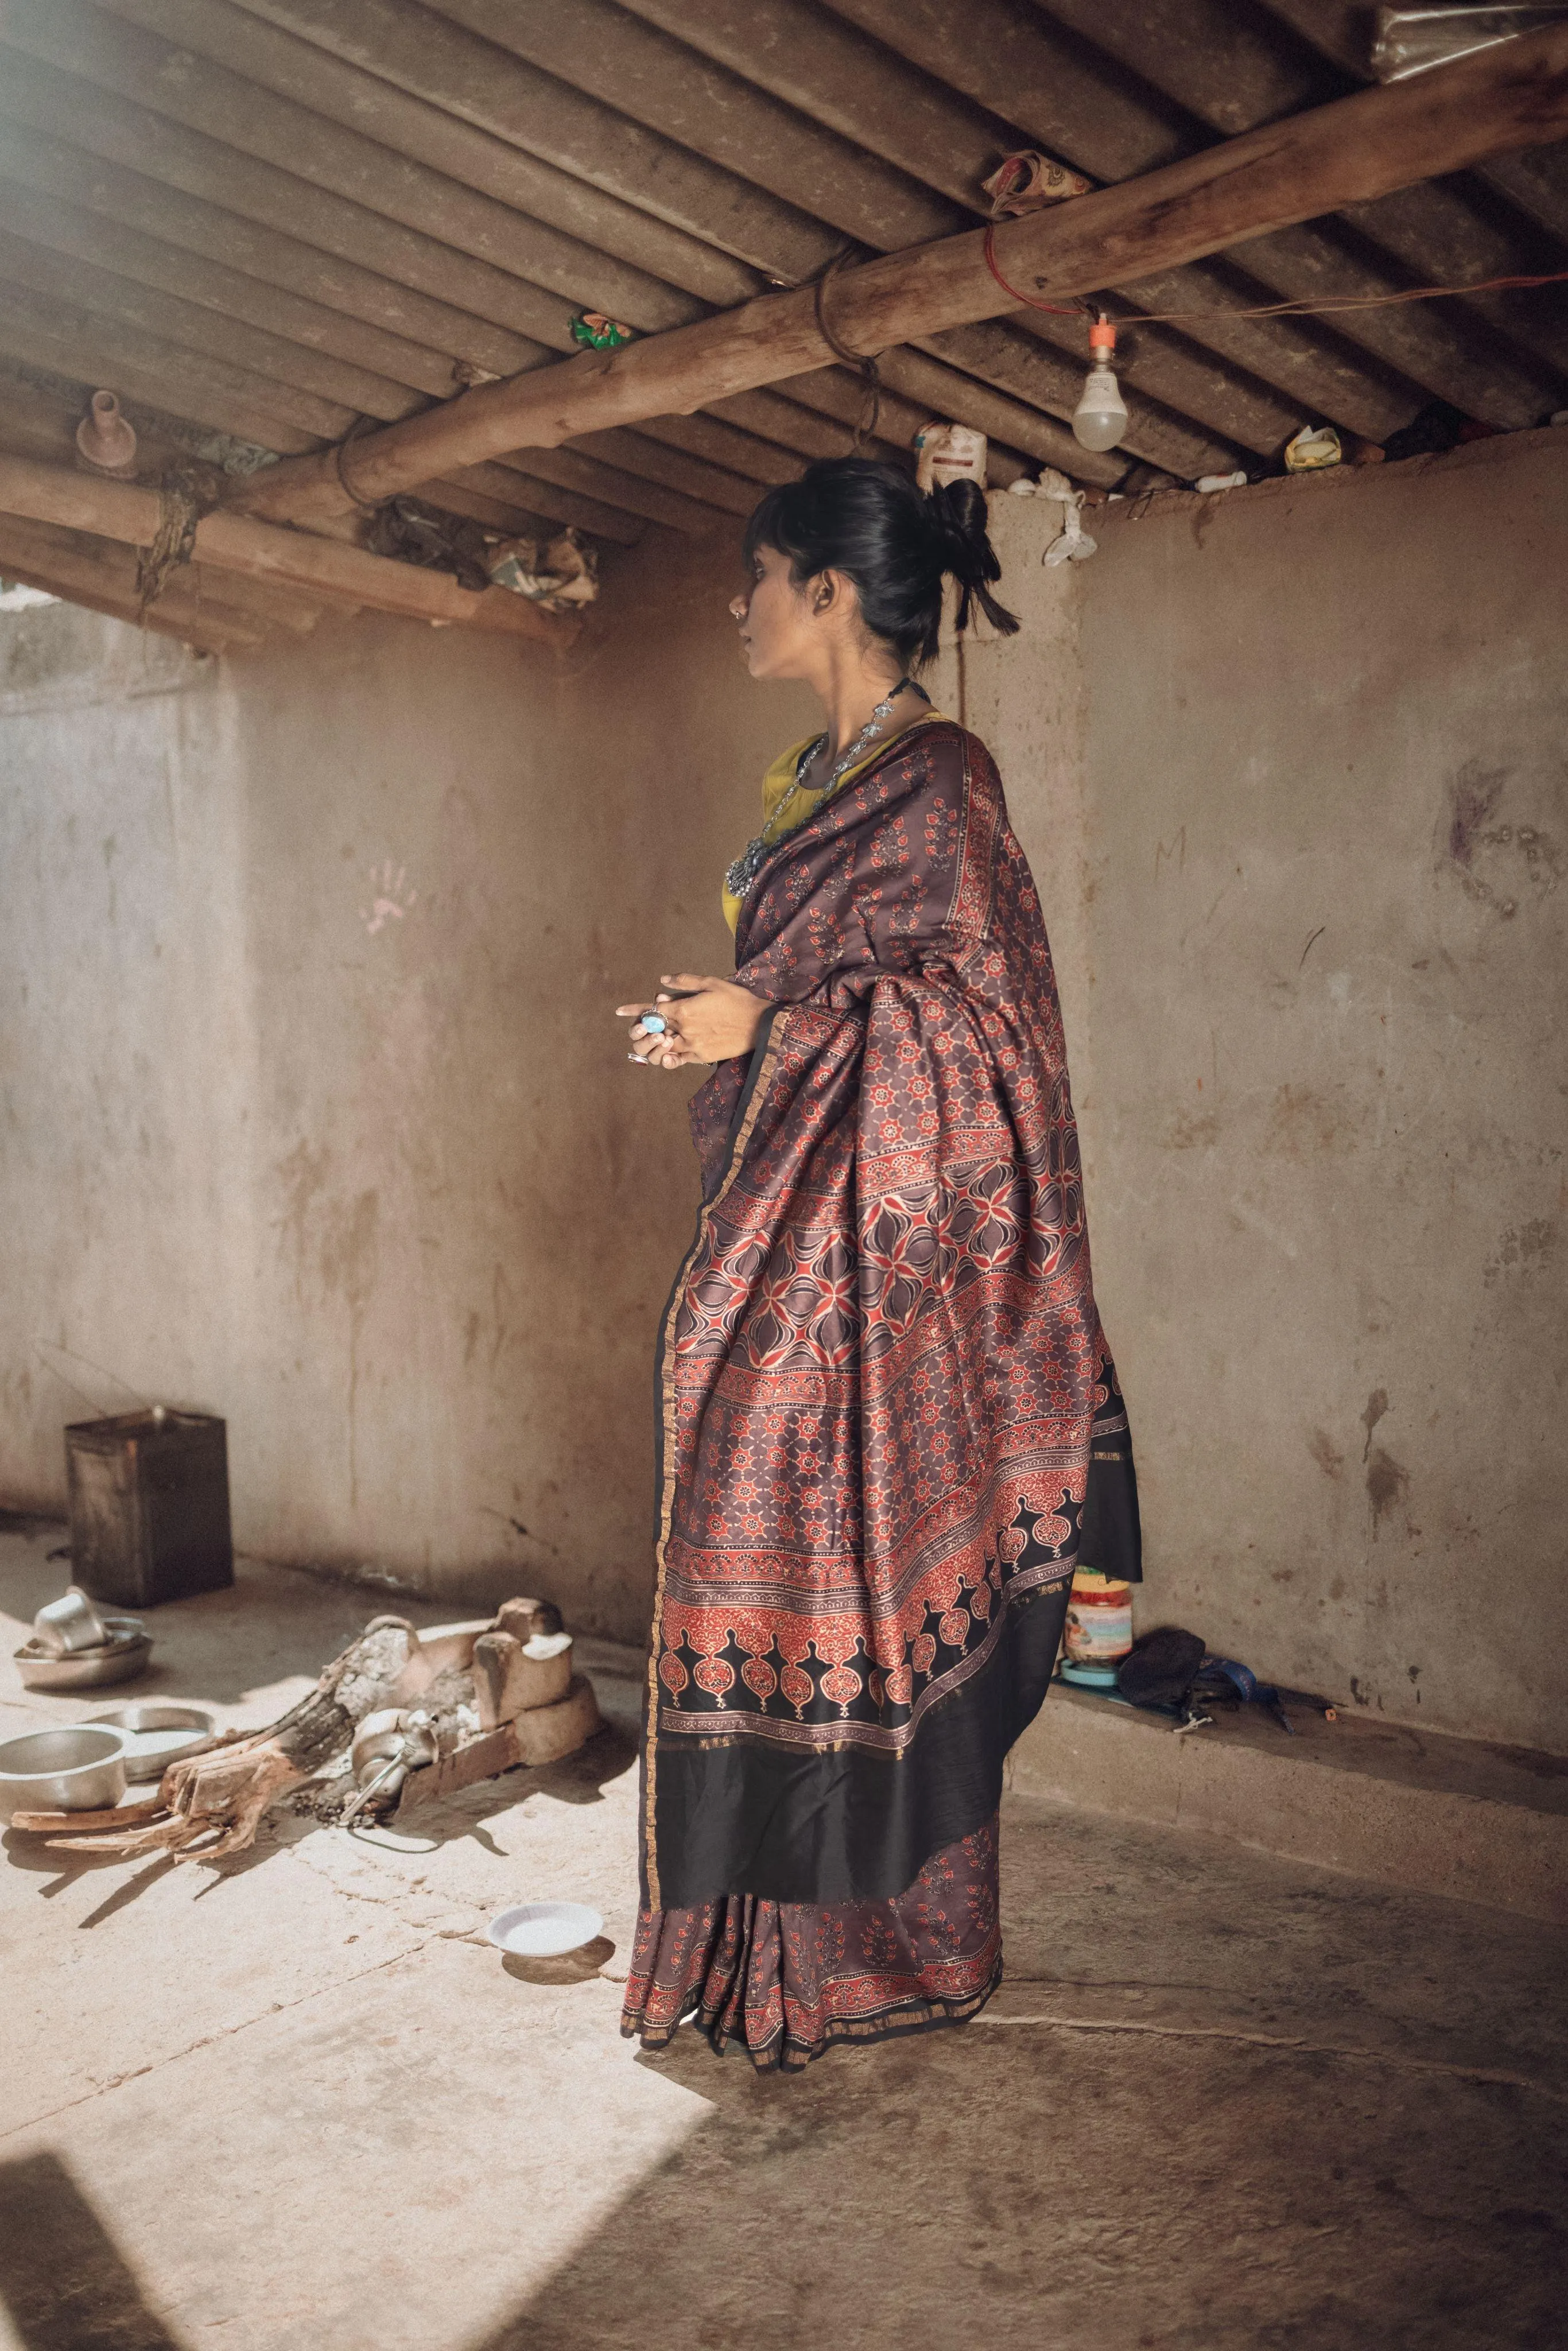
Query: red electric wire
980 221 1568 327
981 224 1086 316
1139 269 1568 324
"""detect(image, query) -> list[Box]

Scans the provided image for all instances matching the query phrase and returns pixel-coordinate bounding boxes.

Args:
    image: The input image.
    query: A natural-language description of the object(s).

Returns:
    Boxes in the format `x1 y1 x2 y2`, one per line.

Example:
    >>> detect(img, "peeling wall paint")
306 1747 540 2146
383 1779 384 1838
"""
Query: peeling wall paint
0 556 813 1644
958 430 1567 1753
1 433 1562 1748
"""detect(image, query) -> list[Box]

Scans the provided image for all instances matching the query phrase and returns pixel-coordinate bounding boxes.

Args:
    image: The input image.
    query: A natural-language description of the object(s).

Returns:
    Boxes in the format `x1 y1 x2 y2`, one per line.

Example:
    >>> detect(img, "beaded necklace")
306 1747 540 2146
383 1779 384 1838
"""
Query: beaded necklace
723 677 927 905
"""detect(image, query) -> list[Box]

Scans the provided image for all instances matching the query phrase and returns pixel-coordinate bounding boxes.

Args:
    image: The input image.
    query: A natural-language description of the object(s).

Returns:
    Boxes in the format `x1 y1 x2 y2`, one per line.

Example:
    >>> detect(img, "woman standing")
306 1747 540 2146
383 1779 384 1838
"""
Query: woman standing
615 458 1139 2071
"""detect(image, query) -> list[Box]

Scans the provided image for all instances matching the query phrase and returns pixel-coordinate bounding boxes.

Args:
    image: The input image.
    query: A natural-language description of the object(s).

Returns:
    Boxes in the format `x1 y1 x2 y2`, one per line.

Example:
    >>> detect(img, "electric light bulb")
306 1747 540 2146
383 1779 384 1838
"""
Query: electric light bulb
1072 314 1129 455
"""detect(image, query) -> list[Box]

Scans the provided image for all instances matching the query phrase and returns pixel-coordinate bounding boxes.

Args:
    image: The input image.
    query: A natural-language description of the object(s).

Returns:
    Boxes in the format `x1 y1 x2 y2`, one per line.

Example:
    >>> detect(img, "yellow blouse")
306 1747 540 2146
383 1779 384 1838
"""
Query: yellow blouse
722 712 946 934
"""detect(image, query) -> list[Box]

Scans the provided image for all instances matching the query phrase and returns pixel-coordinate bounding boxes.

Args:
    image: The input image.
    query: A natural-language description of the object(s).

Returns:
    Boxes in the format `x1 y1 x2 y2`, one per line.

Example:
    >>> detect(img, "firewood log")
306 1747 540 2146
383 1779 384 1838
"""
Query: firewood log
54 1615 433 1861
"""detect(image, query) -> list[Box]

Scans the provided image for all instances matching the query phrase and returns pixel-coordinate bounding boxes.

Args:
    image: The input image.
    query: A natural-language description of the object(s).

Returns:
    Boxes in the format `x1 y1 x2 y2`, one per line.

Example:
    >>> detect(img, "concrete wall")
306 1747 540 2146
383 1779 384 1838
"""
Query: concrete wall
957 429 1567 1753
0 534 812 1643
2 429 1563 1745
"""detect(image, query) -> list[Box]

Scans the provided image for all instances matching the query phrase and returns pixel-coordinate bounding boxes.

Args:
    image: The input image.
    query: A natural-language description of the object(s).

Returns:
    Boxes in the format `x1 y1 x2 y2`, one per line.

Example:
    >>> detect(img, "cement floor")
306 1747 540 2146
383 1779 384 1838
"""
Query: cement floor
2 1527 1564 2351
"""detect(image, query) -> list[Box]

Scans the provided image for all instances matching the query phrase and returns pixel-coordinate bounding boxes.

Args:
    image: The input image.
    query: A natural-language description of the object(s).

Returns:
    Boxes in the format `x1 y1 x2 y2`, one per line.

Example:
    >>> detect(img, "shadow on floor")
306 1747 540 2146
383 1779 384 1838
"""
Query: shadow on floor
417 1722 638 1829
0 1511 65 1545
456 1801 1568 2351
461 2018 1565 2351
0 2151 187 2350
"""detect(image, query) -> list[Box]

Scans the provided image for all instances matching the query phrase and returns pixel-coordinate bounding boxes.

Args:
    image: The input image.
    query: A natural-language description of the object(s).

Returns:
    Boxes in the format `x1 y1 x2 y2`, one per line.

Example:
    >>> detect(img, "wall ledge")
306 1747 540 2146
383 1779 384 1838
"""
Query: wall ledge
1089 419 1567 536
1011 1680 1568 1926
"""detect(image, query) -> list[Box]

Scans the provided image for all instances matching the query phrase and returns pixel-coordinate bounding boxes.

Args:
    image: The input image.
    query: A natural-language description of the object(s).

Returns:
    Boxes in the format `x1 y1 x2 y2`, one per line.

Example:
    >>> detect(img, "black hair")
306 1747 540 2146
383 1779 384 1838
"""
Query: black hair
741 455 1019 671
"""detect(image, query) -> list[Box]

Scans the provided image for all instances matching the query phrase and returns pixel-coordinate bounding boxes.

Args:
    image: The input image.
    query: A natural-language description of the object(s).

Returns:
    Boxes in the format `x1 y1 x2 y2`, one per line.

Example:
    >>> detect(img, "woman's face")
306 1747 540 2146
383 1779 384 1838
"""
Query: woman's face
730 544 833 679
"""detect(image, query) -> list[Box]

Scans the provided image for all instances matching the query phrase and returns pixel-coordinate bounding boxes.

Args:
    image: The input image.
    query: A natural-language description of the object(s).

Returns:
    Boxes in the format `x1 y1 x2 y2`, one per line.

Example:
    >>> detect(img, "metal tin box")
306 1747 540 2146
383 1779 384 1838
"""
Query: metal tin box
65 1409 234 1609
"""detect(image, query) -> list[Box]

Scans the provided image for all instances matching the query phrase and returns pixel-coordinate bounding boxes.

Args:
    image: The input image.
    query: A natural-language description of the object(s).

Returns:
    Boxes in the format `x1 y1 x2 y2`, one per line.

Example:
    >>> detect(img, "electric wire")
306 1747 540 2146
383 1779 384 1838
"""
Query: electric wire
980 222 1568 327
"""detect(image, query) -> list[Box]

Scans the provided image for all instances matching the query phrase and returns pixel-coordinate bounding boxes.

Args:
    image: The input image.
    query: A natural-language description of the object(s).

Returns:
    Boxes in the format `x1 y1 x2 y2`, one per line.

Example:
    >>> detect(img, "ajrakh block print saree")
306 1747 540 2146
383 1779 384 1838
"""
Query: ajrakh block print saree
636 716 1139 1937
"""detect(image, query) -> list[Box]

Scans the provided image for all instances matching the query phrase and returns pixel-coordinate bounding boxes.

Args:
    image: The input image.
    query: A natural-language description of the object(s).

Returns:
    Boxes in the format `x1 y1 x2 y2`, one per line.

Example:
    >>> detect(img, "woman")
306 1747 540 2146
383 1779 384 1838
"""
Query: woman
615 457 1139 2071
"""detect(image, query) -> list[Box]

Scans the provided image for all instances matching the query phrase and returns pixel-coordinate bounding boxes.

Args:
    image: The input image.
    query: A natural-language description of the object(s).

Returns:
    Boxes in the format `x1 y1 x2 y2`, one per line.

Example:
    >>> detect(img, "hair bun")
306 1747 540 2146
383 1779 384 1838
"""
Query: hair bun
741 455 1017 669
926 478 1019 642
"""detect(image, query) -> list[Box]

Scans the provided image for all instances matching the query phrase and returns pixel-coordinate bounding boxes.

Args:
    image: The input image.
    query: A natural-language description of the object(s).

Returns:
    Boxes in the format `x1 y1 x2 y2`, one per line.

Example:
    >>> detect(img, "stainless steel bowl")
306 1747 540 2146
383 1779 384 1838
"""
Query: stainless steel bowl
87 1703 215 1782
0 1725 129 1821
13 1620 152 1692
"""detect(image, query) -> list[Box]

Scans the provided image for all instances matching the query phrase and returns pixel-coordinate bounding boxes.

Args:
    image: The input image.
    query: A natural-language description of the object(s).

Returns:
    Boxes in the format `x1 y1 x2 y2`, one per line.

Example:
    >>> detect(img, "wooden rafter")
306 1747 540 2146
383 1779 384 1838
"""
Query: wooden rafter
0 451 578 646
0 510 279 651
227 26 1568 526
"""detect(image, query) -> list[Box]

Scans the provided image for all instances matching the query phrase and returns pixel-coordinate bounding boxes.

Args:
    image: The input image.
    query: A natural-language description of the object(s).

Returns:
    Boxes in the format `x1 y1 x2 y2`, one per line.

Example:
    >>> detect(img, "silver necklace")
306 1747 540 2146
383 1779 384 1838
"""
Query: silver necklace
724 677 924 904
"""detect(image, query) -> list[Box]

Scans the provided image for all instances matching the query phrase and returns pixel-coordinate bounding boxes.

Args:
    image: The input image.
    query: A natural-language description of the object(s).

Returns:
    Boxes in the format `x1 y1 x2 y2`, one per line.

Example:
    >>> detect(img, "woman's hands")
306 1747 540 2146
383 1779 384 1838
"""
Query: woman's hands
617 972 770 1069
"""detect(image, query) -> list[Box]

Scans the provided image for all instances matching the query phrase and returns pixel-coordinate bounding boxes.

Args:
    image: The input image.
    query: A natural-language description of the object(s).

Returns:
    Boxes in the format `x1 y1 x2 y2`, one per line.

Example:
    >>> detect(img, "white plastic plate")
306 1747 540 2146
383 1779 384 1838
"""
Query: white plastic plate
486 1900 603 1958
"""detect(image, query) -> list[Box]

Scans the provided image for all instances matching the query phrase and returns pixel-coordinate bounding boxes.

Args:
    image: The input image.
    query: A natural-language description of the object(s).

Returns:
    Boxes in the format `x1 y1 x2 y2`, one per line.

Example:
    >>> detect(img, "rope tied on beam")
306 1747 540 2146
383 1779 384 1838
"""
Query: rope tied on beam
333 414 390 516
136 467 220 617
813 247 882 453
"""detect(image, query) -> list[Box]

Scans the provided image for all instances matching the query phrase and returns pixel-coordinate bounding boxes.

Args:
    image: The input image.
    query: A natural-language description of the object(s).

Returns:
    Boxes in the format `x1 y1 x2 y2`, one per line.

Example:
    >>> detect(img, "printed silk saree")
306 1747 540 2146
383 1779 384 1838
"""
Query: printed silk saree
624 717 1139 2066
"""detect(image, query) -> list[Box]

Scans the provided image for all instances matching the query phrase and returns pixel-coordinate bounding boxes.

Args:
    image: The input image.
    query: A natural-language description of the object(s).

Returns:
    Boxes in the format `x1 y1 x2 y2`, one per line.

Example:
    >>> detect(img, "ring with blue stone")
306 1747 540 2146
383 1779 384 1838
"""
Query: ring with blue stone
640 1012 667 1034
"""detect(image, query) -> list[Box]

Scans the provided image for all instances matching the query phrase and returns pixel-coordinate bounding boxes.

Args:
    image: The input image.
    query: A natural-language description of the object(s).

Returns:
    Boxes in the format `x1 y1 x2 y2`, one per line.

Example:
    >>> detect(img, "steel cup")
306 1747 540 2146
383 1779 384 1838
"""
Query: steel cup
33 1587 110 1656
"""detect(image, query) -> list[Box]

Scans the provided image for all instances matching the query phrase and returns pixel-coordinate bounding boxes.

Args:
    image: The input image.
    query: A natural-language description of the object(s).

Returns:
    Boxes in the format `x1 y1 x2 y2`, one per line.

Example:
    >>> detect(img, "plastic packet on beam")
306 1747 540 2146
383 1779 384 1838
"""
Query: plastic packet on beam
1010 466 1099 564
1284 424 1343 473
1043 492 1097 565
487 527 600 611
981 149 1093 217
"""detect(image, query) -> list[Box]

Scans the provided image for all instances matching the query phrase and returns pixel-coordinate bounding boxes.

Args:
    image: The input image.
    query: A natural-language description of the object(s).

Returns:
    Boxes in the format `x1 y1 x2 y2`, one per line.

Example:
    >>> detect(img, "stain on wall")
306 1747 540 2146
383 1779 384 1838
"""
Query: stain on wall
958 430 1568 1752
1364 1446 1411 1539
1441 757 1562 922
1361 1390 1390 1460
1307 1429 1344 1481
0 550 813 1643
2 434 1563 1748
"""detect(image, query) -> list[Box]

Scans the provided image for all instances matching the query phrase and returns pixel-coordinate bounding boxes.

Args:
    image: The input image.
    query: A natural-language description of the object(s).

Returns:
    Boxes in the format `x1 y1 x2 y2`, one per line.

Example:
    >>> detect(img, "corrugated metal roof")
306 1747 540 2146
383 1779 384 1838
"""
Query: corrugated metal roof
0 0 1564 596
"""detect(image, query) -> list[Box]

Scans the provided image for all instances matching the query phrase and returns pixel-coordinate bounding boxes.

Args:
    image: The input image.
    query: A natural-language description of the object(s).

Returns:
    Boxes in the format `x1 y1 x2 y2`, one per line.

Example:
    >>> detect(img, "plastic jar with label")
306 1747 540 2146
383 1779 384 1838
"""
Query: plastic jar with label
1062 1571 1134 1665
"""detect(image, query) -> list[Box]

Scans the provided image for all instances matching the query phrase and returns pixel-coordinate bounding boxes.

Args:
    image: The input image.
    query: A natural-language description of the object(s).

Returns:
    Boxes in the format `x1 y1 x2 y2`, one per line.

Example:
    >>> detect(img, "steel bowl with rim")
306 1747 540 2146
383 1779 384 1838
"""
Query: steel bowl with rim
0 1724 130 1821
13 1619 152 1692
87 1702 215 1782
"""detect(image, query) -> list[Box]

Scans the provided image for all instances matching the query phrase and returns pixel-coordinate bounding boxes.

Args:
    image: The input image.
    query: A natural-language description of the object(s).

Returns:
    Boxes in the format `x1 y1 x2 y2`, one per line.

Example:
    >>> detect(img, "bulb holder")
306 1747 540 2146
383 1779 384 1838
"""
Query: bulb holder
1088 315 1117 355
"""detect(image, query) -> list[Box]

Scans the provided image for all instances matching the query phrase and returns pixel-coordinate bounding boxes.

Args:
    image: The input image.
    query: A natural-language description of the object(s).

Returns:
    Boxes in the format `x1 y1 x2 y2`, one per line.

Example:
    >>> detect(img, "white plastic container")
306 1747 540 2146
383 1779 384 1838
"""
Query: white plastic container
914 421 987 493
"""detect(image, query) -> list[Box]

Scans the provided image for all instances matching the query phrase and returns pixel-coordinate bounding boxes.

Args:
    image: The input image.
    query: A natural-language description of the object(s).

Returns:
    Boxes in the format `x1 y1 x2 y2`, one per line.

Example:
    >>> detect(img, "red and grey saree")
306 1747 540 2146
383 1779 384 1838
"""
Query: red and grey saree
622 717 1138 2068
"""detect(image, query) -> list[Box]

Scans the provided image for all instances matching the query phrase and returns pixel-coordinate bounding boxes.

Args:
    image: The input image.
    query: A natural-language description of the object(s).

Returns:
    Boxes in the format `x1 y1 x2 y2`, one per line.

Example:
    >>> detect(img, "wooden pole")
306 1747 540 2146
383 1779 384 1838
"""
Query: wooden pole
0 451 577 645
0 509 351 638
0 514 266 655
226 25 1568 525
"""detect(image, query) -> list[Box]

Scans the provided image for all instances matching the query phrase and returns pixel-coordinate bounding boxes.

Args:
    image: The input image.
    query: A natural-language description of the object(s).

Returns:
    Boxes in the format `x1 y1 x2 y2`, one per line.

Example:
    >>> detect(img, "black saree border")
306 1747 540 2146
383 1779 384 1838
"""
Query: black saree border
652 1573 1073 1907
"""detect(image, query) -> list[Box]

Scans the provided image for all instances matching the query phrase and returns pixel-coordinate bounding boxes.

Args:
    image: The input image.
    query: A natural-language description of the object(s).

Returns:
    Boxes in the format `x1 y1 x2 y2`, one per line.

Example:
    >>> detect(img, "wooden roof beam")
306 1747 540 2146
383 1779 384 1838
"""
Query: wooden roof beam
0 509 275 650
0 449 577 647
227 26 1568 525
